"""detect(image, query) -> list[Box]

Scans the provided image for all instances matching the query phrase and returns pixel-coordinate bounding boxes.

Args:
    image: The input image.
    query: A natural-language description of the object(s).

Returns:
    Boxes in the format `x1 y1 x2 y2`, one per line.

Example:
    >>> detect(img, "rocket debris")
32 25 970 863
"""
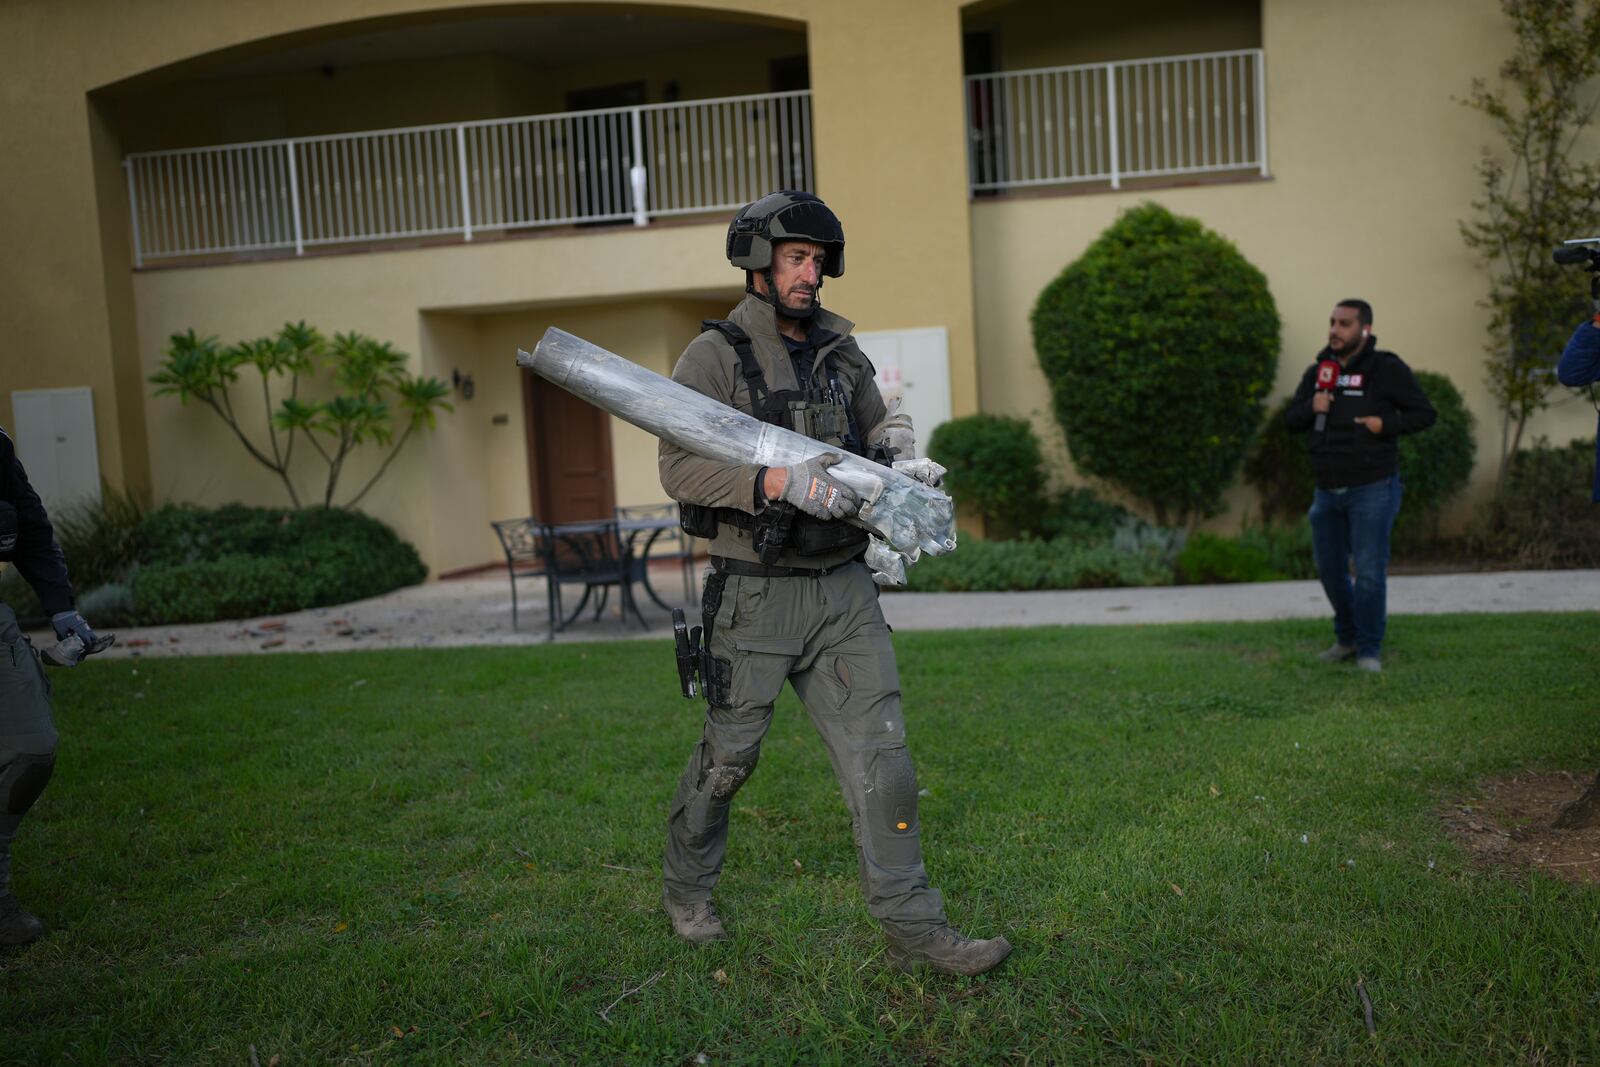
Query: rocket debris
517 328 957 582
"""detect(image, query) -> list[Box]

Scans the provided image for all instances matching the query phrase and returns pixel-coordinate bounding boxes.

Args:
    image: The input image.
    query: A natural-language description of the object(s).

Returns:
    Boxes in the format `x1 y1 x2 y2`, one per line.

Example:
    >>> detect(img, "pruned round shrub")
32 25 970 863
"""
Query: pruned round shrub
1032 202 1280 526
130 504 426 624
131 556 311 624
1241 398 1315 524
903 536 1173 592
1035 487 1135 543
1234 521 1316 580
1176 533 1286 584
1394 370 1476 538
926 414 1047 538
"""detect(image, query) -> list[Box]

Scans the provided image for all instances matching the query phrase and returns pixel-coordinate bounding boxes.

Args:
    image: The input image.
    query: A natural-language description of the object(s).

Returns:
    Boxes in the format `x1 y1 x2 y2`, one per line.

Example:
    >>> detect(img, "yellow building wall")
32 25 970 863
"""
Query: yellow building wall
968 0 1594 529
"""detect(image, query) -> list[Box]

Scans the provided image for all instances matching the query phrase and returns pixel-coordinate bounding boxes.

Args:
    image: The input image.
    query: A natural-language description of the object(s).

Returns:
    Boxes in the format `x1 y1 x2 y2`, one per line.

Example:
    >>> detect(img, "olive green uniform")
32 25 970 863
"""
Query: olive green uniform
659 293 948 938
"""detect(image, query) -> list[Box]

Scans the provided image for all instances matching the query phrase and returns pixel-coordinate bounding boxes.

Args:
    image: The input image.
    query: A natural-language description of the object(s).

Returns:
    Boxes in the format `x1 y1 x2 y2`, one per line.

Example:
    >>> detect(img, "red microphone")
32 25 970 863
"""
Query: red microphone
1313 359 1340 433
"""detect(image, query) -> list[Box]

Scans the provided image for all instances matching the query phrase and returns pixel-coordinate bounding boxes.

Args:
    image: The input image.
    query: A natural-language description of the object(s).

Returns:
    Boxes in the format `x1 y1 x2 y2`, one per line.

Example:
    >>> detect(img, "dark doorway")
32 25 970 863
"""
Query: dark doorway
566 81 647 112
963 29 1004 193
769 55 809 93
522 372 615 524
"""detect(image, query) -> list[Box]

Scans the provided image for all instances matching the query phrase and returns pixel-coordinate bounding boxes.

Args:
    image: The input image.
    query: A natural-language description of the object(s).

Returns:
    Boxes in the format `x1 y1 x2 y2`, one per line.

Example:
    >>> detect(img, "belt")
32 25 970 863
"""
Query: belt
711 554 863 579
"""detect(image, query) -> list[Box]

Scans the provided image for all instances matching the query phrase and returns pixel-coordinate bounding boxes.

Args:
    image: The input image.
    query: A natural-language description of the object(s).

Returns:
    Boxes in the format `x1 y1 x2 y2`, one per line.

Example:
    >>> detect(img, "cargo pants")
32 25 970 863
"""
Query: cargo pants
663 561 948 938
0 604 59 896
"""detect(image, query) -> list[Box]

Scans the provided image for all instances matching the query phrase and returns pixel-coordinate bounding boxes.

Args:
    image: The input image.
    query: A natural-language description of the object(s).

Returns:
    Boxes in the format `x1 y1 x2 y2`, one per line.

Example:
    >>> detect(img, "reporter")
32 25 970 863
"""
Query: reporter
1556 318 1600 501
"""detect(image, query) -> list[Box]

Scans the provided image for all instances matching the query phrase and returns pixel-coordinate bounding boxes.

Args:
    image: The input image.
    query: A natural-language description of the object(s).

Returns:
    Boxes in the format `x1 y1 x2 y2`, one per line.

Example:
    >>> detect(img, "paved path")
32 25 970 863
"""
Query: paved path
50 566 1600 660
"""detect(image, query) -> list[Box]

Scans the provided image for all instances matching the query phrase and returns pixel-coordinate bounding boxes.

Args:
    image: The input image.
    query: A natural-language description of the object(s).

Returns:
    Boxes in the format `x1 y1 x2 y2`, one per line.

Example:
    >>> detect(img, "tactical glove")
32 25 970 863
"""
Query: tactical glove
779 453 860 521
42 610 114 667
892 457 947 488
868 399 915 461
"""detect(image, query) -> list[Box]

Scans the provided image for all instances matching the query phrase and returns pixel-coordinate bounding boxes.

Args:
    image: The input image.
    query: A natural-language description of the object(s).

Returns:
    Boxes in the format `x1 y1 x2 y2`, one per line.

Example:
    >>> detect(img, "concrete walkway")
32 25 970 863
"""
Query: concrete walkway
54 566 1600 660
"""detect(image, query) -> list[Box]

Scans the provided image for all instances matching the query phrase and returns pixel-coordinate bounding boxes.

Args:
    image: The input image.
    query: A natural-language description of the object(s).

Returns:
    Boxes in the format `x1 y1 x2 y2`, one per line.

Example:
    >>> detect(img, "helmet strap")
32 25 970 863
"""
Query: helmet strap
754 267 821 322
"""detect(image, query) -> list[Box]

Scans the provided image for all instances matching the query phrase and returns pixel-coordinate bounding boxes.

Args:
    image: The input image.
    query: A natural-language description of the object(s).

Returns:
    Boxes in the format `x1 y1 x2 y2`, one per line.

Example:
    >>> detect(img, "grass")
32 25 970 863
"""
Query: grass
2 613 1598 1064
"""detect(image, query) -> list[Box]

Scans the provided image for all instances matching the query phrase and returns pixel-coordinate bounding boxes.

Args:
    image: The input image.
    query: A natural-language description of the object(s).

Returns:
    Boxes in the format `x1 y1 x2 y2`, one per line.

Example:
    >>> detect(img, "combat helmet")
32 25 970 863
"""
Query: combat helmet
726 190 844 318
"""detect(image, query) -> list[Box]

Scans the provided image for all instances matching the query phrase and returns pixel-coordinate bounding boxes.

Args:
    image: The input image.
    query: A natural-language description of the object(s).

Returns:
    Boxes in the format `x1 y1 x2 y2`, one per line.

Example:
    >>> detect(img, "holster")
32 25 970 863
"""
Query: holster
669 567 733 708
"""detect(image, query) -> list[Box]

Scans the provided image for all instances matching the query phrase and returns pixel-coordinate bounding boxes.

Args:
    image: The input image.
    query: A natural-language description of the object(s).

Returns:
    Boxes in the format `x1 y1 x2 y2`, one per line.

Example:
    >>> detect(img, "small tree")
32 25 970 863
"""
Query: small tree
152 323 452 509
1032 202 1280 527
1459 0 1600 487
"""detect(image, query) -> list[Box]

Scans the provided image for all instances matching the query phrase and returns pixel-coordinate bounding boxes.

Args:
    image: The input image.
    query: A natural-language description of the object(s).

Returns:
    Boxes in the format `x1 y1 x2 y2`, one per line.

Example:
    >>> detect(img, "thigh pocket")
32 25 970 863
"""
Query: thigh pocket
726 635 802 710
0 632 56 750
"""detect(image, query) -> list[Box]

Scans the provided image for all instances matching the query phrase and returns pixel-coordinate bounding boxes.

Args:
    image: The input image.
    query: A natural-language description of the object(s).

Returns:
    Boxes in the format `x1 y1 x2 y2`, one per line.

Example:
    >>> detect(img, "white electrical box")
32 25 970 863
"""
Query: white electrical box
10 388 101 513
855 327 952 459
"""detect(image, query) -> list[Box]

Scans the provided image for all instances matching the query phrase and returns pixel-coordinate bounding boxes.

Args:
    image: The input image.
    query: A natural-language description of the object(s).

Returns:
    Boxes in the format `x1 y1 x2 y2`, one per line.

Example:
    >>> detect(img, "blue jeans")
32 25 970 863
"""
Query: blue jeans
1308 475 1402 659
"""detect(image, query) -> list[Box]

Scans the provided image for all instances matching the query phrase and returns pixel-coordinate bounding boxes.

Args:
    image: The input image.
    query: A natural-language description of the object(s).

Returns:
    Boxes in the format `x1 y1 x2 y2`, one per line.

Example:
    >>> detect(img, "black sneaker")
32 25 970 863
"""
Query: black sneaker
0 894 44 947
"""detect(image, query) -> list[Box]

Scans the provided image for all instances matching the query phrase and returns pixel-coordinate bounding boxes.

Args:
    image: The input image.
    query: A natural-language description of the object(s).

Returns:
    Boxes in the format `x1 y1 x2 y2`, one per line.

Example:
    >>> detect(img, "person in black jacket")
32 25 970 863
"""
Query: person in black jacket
0 426 113 946
1283 300 1436 673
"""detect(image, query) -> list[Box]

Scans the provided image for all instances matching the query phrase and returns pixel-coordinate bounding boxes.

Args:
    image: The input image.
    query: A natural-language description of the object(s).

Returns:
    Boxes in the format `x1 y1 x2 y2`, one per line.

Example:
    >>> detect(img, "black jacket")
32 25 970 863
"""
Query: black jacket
1283 338 1436 490
0 427 75 615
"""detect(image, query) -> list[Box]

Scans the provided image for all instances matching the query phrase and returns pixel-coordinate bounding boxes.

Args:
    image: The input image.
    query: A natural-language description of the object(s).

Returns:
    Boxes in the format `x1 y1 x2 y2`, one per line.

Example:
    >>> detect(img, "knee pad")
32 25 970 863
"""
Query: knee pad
676 746 760 847
0 751 56 818
701 749 759 802
862 744 920 865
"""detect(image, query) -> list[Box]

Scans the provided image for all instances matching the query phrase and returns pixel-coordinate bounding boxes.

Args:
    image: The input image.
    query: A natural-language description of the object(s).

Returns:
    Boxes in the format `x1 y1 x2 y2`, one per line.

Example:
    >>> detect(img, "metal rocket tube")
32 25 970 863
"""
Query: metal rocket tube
517 328 957 565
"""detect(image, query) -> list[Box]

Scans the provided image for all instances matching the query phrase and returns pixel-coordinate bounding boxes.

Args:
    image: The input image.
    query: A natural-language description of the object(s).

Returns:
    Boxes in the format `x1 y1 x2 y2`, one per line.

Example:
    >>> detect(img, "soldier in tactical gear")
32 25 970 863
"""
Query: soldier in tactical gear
0 426 114 946
658 191 1011 976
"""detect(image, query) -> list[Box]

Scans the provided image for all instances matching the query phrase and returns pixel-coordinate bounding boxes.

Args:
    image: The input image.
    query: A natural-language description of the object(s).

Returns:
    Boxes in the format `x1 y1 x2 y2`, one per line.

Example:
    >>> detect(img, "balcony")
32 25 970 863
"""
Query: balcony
123 90 814 266
965 48 1267 194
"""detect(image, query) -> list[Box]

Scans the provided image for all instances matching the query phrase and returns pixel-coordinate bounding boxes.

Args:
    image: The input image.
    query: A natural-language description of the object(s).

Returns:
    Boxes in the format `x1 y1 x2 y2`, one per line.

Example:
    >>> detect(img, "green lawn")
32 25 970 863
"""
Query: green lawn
3 614 1598 1064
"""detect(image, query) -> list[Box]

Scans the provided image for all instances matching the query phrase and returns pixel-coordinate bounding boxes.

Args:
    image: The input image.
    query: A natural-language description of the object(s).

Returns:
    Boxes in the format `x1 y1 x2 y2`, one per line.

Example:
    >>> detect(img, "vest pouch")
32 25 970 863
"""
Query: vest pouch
790 514 869 557
0 500 17 557
680 503 719 539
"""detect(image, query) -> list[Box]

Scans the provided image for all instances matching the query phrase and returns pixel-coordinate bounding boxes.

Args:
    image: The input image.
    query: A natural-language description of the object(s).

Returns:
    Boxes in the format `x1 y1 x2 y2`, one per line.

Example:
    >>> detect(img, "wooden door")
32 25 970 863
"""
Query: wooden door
523 373 615 524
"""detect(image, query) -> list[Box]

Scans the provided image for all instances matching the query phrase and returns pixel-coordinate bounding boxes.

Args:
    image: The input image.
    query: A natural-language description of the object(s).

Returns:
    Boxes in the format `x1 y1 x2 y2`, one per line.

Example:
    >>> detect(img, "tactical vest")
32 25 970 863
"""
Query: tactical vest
681 319 876 558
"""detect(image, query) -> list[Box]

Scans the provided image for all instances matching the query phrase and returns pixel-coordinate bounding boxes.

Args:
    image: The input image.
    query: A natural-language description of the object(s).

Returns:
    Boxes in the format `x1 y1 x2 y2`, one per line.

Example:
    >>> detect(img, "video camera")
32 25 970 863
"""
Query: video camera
1553 236 1600 270
1556 237 1600 315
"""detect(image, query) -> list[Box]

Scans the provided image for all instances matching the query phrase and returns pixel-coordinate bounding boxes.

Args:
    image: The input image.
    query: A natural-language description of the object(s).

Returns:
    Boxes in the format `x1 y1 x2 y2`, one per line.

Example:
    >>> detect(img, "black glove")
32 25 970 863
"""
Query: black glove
42 610 114 667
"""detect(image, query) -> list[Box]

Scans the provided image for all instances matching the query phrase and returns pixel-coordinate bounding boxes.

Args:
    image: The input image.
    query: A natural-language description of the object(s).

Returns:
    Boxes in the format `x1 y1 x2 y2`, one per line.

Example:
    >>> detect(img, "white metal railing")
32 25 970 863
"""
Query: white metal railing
123 90 814 265
965 49 1267 193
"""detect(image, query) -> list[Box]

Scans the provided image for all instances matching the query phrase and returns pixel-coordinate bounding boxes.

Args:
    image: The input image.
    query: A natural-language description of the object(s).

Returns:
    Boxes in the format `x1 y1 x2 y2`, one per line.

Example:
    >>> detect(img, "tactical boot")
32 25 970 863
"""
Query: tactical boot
663 889 728 943
0 894 44 947
884 925 1012 976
